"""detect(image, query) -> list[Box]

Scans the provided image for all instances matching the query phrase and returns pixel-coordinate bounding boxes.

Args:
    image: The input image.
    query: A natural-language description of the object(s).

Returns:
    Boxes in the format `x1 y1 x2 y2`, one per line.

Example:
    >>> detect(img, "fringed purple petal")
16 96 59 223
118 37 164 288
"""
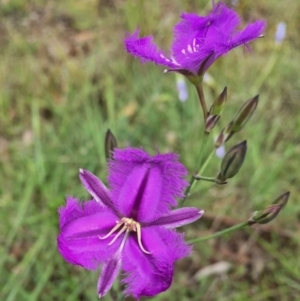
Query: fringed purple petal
171 3 237 65
208 2 241 35
79 169 119 215
124 30 179 68
146 208 204 228
122 227 191 298
206 20 265 68
108 148 188 223
98 253 122 298
229 21 266 49
172 2 264 75
57 197 120 270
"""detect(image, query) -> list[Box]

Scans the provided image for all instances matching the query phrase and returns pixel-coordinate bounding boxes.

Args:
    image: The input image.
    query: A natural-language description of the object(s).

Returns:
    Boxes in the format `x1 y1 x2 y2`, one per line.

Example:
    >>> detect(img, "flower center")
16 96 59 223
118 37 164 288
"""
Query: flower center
99 217 150 254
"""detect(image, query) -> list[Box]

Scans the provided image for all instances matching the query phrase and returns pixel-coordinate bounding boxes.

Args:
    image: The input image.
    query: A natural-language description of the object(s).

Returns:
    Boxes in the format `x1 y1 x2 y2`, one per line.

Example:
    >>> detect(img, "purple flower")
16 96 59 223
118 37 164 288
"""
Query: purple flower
124 2 265 77
57 148 203 298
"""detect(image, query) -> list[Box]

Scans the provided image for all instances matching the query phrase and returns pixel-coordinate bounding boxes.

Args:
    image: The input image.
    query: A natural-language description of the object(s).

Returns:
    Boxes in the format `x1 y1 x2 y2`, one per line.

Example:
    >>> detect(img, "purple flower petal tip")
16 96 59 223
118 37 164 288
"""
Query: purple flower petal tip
124 2 266 76
79 169 116 213
148 207 204 228
98 254 122 298
59 148 202 298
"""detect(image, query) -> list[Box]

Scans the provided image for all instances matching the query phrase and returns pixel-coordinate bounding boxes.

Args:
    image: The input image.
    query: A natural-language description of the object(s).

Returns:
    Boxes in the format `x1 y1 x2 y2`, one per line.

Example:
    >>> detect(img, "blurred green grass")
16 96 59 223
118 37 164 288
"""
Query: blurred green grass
1 0 300 300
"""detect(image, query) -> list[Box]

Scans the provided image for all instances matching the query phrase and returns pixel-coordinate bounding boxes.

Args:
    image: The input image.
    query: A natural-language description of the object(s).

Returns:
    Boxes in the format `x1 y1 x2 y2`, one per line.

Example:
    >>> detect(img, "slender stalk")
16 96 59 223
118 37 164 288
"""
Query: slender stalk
188 149 215 197
188 221 249 245
180 133 209 205
195 83 208 121
180 83 211 206
194 175 217 183
196 132 209 168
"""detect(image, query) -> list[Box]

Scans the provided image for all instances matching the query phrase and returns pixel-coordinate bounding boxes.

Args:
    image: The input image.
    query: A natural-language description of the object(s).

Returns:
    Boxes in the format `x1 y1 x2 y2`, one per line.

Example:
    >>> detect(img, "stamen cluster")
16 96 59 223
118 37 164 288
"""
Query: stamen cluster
100 217 150 254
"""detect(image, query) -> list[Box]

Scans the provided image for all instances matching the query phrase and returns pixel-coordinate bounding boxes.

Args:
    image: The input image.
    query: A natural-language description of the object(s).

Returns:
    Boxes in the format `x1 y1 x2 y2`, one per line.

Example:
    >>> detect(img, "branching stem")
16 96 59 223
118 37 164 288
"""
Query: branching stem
196 83 208 121
188 221 250 244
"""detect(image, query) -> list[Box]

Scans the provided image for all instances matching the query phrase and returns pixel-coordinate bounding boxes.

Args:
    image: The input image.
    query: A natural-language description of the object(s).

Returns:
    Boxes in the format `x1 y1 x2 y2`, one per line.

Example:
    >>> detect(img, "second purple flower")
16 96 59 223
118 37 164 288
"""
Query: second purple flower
125 2 265 77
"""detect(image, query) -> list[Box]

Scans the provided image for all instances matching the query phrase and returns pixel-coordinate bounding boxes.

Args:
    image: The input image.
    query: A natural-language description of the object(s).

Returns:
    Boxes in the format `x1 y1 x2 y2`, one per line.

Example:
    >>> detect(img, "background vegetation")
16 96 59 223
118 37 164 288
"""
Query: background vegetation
1 0 300 300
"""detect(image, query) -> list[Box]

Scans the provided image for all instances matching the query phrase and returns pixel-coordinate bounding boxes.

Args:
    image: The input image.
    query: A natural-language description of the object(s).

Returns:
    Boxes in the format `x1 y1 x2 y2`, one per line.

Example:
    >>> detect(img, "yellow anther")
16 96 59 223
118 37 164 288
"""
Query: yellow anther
136 222 151 254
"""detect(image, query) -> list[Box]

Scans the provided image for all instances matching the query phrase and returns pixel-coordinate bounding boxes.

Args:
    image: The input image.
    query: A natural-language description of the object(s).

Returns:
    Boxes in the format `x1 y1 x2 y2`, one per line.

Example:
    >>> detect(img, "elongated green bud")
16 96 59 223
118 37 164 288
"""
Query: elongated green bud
231 95 259 133
217 140 247 182
105 129 117 160
248 192 290 224
209 86 227 116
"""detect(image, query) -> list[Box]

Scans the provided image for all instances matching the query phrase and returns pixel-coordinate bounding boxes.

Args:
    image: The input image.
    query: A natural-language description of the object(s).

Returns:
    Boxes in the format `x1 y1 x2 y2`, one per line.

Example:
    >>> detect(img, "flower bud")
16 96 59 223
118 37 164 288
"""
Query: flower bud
217 140 247 182
248 192 290 224
215 122 233 148
105 129 117 160
209 86 227 116
250 205 282 224
205 114 220 133
231 95 259 133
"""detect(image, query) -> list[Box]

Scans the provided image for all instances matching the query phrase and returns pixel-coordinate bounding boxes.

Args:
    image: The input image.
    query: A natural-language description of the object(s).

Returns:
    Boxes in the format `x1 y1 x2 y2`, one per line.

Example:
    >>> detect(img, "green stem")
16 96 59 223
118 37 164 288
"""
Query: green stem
195 83 208 122
180 83 212 205
180 133 209 205
180 147 214 206
198 149 214 175
188 149 215 195
196 132 209 168
188 221 249 245
194 175 217 183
